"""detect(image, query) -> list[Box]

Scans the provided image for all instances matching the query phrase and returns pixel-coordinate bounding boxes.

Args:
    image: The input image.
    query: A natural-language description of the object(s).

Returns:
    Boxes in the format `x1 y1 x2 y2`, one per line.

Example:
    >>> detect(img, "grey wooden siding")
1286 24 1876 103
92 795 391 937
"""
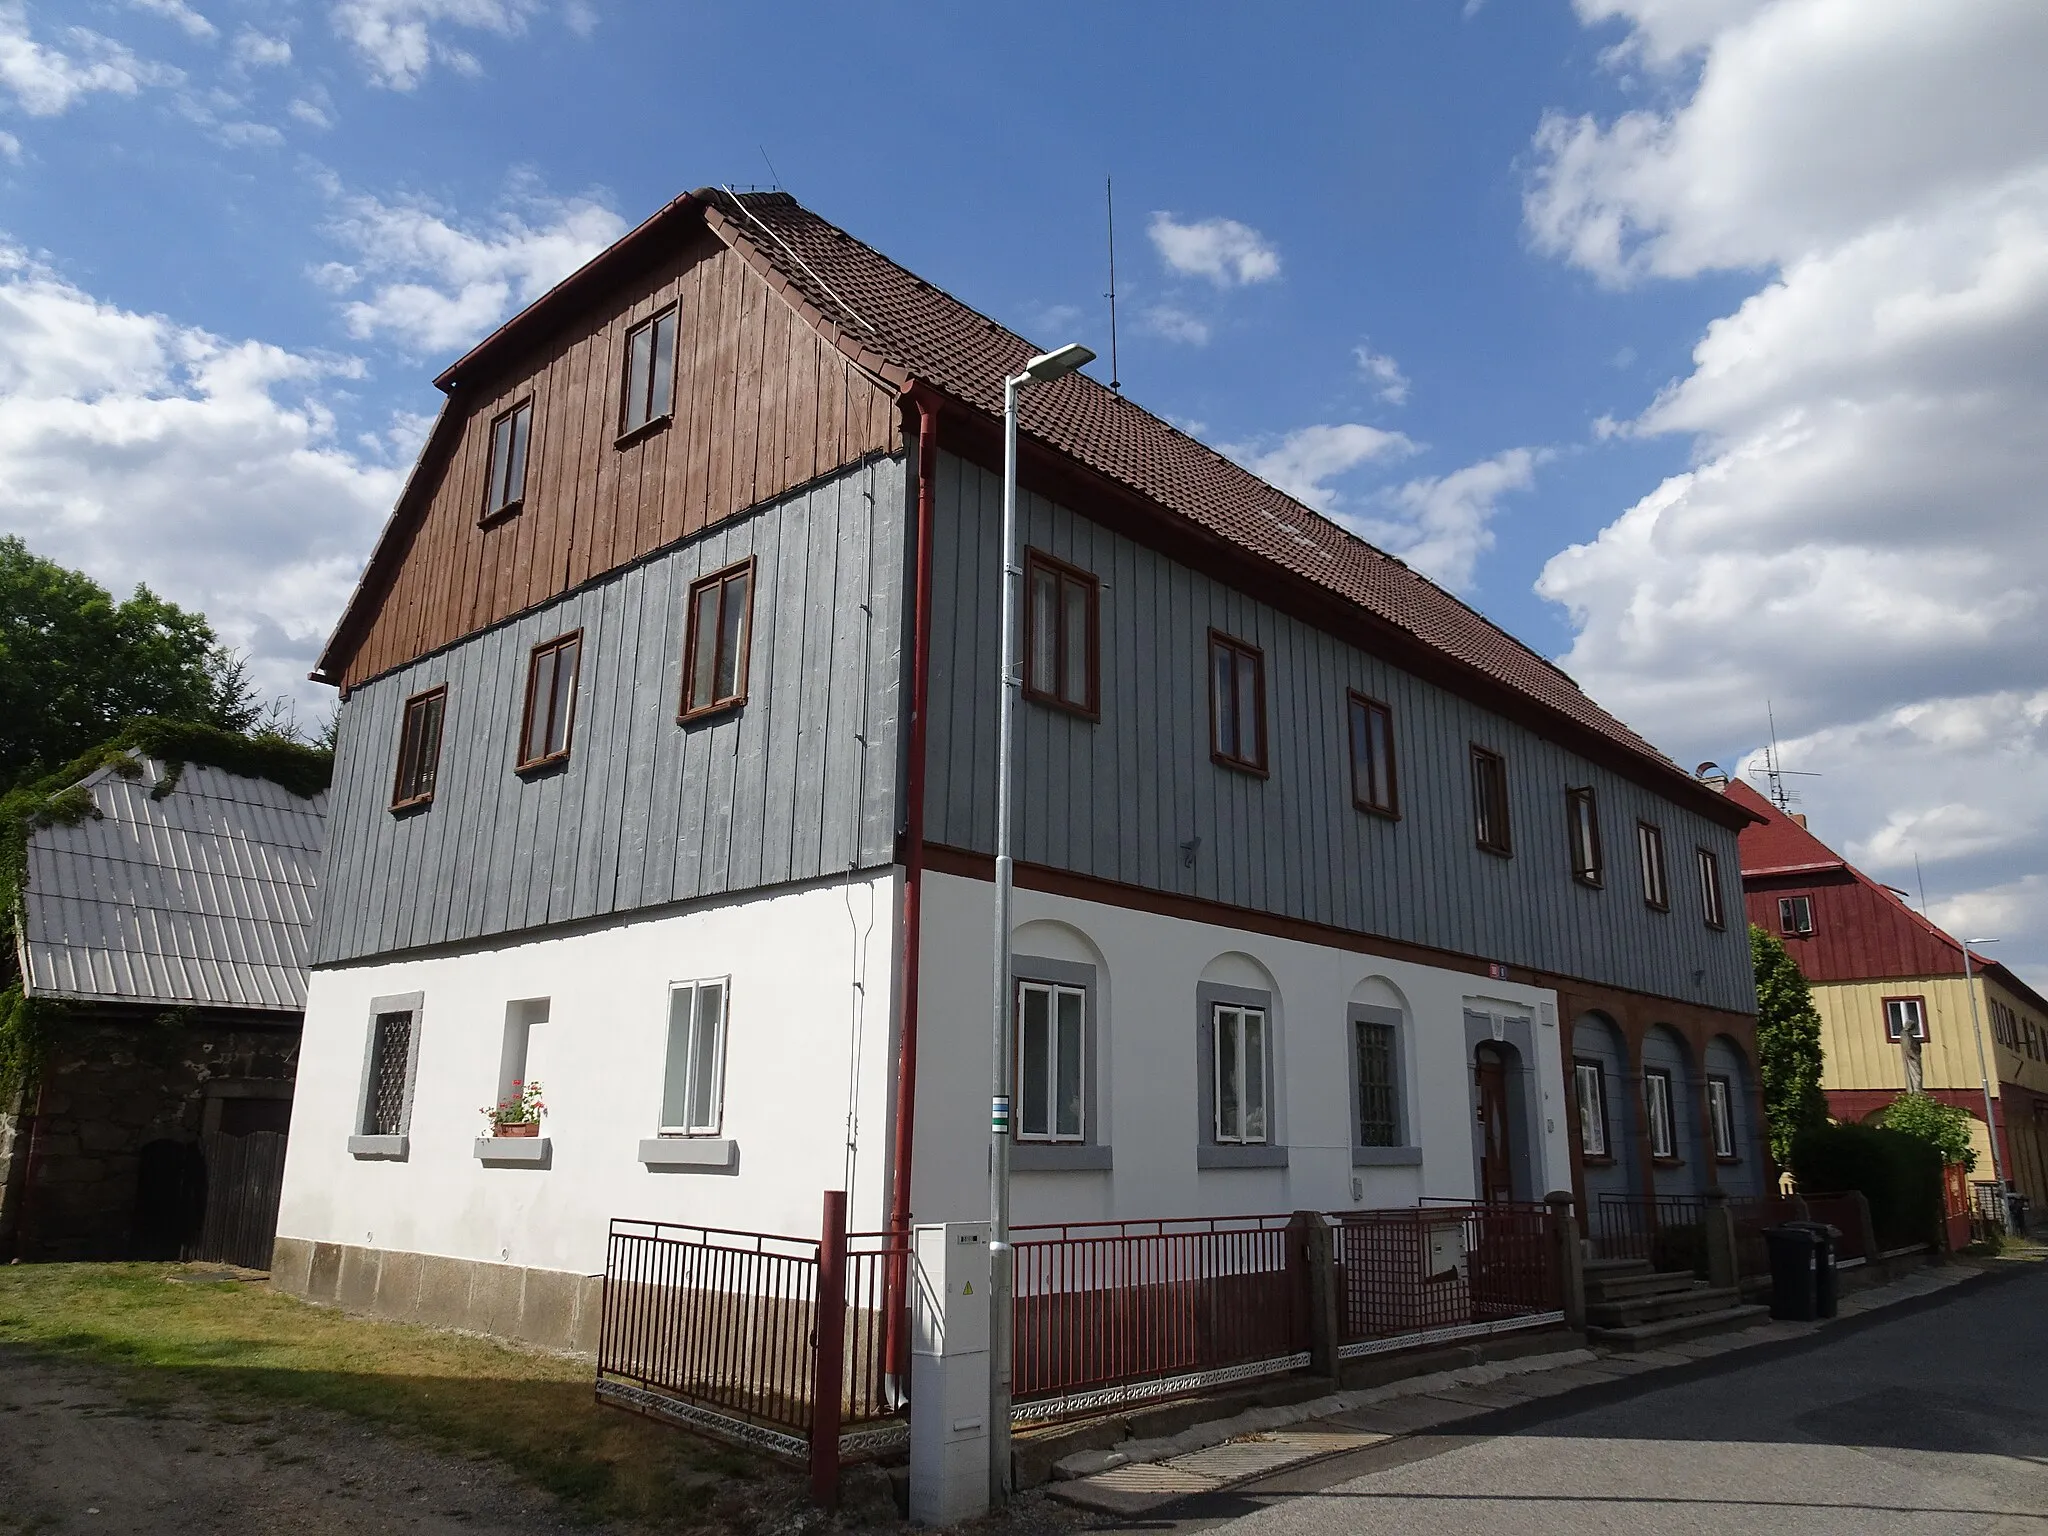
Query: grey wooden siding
315 457 905 964
923 452 1755 1015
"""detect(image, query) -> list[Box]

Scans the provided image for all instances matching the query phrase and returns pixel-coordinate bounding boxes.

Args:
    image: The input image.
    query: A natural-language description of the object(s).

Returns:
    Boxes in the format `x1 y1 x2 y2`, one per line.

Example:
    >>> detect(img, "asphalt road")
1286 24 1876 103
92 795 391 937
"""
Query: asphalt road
1167 1266 2048 1535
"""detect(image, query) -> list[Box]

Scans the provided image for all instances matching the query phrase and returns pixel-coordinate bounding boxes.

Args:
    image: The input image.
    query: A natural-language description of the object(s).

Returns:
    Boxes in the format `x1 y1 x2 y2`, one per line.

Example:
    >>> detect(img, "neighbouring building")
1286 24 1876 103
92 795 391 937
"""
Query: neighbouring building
272 189 1765 1352
1732 779 2048 1207
1 743 328 1264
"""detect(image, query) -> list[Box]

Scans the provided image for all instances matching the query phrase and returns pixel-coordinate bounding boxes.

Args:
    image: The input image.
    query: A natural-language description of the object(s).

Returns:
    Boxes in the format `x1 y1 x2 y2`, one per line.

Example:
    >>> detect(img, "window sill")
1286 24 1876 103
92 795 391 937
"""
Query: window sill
678 696 746 726
1199 1144 1288 1169
1572 874 1603 890
389 795 433 816
1581 1154 1617 1168
347 1135 407 1160
1353 801 1401 822
1210 752 1271 780
615 413 672 449
1476 842 1514 859
1645 903 1671 915
516 752 571 778
1351 1145 1423 1168
1715 1155 1742 1166
639 1137 737 1172
478 502 523 529
1651 1156 1685 1168
475 1135 551 1166
1012 1143 1113 1173
1024 689 1100 723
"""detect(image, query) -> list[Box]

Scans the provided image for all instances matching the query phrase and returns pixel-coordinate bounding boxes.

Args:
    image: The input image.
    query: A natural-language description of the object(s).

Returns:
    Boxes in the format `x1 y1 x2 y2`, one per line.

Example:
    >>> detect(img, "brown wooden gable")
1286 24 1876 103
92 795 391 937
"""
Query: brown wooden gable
325 224 899 690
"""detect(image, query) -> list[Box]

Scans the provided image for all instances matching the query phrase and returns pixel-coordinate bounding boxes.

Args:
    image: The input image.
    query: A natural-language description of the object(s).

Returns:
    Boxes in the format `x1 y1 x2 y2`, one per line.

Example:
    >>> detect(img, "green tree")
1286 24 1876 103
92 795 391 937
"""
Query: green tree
1752 923 1830 1164
0 536 258 790
1881 1092 1978 1171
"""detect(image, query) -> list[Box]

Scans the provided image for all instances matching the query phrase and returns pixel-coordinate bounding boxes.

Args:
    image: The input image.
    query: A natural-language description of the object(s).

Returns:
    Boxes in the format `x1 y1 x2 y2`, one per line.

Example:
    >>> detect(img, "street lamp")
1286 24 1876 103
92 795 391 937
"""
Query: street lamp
990 342 1094 1503
1960 939 2007 1199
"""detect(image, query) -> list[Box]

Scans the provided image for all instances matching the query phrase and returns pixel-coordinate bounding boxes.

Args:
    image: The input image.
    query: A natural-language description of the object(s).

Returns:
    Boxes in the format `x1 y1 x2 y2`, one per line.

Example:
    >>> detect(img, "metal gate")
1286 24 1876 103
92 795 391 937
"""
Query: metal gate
187 1130 288 1270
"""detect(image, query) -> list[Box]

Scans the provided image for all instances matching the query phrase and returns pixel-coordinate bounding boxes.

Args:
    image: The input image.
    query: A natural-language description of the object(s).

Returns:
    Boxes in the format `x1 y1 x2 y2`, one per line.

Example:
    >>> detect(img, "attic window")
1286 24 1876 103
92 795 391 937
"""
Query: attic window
482 400 533 522
1779 895 1815 937
619 307 677 439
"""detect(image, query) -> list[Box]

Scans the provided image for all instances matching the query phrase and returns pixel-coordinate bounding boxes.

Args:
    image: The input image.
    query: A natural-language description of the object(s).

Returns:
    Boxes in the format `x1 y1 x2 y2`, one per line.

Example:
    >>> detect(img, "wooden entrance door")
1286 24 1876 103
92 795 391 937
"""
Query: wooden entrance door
1475 1045 1515 1204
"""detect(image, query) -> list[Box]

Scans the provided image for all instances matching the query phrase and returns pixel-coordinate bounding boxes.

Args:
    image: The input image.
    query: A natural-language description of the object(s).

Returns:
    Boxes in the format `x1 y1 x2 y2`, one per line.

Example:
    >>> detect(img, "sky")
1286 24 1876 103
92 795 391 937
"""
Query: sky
1 0 2043 987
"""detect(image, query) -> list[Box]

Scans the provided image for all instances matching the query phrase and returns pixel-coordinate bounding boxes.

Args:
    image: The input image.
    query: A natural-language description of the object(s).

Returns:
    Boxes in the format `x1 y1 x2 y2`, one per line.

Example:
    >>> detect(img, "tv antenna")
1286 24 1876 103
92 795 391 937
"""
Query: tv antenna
1105 175 1121 393
1747 701 1820 815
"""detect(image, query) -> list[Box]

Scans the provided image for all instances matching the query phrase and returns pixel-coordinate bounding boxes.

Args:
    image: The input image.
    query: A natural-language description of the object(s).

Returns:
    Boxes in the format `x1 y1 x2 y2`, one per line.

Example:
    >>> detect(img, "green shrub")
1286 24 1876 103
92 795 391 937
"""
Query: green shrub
1790 1121 1943 1249
1881 1092 1979 1171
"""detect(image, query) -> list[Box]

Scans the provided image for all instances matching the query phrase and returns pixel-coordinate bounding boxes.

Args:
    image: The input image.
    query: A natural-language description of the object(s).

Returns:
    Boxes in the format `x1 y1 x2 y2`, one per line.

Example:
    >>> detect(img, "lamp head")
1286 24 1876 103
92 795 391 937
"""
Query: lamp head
1021 343 1096 384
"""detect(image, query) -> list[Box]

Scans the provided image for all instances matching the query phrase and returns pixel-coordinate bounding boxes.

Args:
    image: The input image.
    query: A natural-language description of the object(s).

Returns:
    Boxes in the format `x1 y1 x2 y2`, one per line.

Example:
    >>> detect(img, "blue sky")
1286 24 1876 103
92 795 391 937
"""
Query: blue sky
3 1 2044 984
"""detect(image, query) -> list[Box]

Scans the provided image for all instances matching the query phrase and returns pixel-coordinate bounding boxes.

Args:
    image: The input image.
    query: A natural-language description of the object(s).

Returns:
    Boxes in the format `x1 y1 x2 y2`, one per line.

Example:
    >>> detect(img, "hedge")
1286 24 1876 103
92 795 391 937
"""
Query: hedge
1789 1121 1944 1250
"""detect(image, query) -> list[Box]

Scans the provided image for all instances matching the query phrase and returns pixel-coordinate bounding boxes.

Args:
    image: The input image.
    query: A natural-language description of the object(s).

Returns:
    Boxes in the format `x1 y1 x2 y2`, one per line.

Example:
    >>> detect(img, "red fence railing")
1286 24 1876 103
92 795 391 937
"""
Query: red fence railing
1334 1203 1558 1345
1801 1193 1871 1263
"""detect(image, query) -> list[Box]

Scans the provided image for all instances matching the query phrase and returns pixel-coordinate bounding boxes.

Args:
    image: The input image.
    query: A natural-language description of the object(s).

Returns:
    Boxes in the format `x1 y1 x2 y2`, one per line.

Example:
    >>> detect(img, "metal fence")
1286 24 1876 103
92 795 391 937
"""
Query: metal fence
1590 1193 1711 1273
1333 1203 1560 1354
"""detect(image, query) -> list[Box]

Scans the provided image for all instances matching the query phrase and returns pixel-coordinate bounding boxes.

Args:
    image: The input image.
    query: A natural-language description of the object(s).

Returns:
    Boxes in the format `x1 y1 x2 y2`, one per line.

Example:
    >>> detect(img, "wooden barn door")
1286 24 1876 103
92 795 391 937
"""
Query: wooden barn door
189 1097 292 1271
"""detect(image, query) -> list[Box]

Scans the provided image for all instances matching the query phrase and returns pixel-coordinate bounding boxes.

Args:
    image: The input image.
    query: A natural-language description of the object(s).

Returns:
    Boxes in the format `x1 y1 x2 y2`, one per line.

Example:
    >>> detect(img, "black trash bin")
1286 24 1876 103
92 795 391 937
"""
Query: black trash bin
2005 1190 2029 1235
1764 1225 1820 1321
1788 1222 1841 1319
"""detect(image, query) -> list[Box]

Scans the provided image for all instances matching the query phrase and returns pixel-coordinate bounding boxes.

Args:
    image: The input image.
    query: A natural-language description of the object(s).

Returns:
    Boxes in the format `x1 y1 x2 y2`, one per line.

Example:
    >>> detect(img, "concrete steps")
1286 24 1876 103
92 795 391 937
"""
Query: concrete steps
1586 1303 1770 1351
1582 1256 1768 1349
1589 1283 1744 1329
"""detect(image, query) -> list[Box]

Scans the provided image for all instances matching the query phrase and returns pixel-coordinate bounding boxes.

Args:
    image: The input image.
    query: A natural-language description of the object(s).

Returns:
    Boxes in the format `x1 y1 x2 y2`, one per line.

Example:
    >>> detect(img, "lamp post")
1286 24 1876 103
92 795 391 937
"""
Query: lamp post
1961 939 2006 1197
990 342 1094 1504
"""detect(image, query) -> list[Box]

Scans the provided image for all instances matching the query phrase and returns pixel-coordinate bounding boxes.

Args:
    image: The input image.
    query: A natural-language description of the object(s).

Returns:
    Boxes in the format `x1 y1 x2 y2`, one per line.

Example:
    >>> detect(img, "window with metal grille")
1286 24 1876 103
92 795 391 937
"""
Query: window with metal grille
1644 1068 1677 1159
1348 693 1398 817
390 686 446 809
1707 1076 1737 1159
1016 981 1085 1142
1638 821 1669 910
660 979 729 1136
518 631 581 768
620 307 677 437
1575 1060 1609 1157
363 1010 413 1137
1471 745 1511 854
482 400 532 521
1697 846 1725 928
680 560 753 718
1212 1003 1269 1144
1567 787 1602 886
1209 631 1267 773
1355 1018 1399 1147
1024 550 1099 717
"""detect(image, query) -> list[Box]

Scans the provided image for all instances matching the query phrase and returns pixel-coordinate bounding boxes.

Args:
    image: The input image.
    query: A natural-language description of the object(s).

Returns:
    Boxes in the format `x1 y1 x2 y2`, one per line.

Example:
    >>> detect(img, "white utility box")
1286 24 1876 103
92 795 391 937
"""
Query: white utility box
909 1220 991 1527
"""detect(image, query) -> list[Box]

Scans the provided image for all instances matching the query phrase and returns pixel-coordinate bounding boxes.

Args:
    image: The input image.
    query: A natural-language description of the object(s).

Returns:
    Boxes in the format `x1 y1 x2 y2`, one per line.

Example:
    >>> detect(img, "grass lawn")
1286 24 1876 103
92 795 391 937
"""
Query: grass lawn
0 1262 786 1527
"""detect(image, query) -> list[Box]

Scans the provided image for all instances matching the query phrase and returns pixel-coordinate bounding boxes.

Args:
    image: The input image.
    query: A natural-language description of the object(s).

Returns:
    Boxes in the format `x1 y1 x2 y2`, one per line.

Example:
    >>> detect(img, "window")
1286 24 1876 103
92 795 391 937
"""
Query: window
1638 821 1669 910
390 686 447 809
1779 895 1814 936
1209 631 1267 773
1212 1003 1269 1144
1567 787 1603 886
1347 693 1398 817
518 631 582 769
1644 1068 1677 1159
1574 1060 1609 1158
1016 981 1086 1142
1024 551 1099 717
620 307 678 437
1697 847 1725 928
362 1011 413 1136
1884 996 1929 1043
482 400 533 521
660 979 729 1135
681 560 753 719
1706 1076 1737 1160
1471 746 1511 854
1354 1017 1400 1147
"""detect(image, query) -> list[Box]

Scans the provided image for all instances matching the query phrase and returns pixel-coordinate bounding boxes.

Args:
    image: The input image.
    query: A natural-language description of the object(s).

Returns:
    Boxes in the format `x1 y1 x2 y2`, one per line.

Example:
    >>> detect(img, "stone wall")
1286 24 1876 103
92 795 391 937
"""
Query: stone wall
0 1010 299 1261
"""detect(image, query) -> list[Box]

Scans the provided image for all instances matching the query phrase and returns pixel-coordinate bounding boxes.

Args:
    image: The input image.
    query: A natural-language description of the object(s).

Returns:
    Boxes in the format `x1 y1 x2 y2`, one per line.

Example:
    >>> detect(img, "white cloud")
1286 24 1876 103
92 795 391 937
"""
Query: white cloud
330 0 542 90
1221 423 1416 511
0 129 18 161
319 177 625 355
0 3 174 116
0 245 402 711
1147 212 1281 287
1530 1 2048 988
1352 449 1542 593
129 0 216 40
1141 303 1209 346
288 92 334 130
1354 340 1410 405
231 30 292 68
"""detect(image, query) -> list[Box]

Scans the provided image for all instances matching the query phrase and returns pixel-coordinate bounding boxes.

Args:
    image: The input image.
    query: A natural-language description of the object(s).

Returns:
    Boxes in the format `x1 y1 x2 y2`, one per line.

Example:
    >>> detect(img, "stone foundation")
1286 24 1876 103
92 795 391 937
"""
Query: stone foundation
269 1235 605 1356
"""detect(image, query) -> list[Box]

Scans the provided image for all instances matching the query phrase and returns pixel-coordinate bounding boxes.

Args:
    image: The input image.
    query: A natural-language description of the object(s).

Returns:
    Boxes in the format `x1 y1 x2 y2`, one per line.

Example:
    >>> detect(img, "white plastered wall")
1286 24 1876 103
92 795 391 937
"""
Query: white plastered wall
277 872 900 1277
911 870 1570 1227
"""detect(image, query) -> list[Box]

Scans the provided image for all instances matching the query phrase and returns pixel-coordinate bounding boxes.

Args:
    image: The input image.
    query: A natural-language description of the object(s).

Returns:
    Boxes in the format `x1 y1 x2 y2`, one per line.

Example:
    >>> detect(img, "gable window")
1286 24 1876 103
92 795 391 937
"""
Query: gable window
518 631 581 770
1637 821 1669 911
1471 746 1512 855
1016 980 1086 1143
1354 1016 1400 1147
620 306 678 438
1697 847 1725 928
1706 1076 1737 1160
1212 1003 1269 1144
1779 894 1815 936
660 978 729 1135
1209 631 1267 774
1884 996 1929 1043
1347 693 1398 818
681 559 754 719
1024 551 1100 717
482 400 533 521
390 686 447 810
1574 1060 1609 1158
1644 1068 1677 1160
1567 787 1603 886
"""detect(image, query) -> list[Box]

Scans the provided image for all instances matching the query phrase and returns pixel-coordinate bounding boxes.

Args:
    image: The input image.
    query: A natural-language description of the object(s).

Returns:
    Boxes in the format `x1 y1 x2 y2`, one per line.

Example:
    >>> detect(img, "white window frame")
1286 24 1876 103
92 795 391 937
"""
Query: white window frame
1780 895 1814 936
1706 1076 1737 1159
1574 1060 1608 1158
1884 997 1929 1043
1697 846 1725 929
659 977 731 1137
1212 1003 1271 1146
1015 980 1087 1144
1638 821 1668 910
1644 1068 1677 1159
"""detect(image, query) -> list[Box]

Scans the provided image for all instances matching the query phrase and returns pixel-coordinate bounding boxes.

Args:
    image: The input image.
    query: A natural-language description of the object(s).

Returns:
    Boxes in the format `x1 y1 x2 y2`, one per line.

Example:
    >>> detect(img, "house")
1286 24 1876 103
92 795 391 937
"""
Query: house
1 735 328 1264
1733 779 2048 1207
271 189 1765 1353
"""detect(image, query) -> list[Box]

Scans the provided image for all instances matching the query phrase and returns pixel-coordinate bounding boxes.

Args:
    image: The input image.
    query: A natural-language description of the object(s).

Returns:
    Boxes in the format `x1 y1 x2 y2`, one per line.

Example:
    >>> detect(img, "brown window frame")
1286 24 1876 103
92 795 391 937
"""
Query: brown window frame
679 558 755 722
480 398 534 524
1696 846 1726 929
1208 629 1268 776
1566 786 1603 887
1706 1074 1738 1161
516 630 582 772
1022 549 1101 719
1779 894 1815 936
1882 994 1930 1044
1637 820 1669 911
617 304 679 444
389 685 447 811
1346 691 1399 818
1470 745 1512 855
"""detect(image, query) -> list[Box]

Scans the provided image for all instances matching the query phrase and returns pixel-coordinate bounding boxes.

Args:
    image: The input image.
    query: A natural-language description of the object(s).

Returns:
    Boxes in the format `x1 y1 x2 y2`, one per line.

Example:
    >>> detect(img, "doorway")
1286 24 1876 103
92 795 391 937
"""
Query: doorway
1475 1043 1516 1203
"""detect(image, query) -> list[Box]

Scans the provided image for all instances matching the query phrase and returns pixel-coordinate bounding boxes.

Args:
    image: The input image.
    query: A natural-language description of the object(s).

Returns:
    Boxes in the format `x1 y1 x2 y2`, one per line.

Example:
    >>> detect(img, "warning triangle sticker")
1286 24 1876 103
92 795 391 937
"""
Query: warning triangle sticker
962 1282 973 1294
